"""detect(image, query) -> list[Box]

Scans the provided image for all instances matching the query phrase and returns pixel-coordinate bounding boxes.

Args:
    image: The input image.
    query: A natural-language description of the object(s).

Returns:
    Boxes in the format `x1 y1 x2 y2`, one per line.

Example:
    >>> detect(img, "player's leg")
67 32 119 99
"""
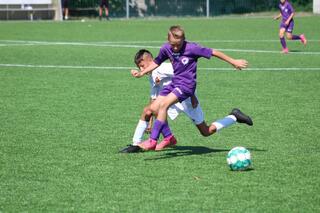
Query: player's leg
199 108 253 135
132 105 153 145
105 7 109 20
196 121 215 136
139 93 179 150
99 7 103 20
286 32 307 45
119 105 152 153
279 27 288 53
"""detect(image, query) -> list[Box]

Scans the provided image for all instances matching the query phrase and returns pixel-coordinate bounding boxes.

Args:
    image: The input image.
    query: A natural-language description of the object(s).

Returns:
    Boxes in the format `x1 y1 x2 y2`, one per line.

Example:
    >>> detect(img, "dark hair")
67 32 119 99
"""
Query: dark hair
134 49 153 66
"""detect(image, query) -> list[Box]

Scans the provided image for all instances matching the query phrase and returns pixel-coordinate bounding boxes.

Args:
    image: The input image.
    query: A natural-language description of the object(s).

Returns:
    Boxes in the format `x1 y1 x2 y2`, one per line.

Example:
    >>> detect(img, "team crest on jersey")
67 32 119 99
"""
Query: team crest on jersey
181 57 189 65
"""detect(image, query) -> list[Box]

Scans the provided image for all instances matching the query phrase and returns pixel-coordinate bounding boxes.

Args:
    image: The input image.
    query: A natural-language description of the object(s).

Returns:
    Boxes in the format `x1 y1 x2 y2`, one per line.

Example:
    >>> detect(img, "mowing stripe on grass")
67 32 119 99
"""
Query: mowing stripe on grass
0 63 319 71
1 39 319 44
1 40 319 55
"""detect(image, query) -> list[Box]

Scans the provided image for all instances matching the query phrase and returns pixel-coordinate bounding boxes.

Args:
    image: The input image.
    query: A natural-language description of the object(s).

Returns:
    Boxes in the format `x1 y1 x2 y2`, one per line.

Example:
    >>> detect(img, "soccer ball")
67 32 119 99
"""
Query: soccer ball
227 146 252 171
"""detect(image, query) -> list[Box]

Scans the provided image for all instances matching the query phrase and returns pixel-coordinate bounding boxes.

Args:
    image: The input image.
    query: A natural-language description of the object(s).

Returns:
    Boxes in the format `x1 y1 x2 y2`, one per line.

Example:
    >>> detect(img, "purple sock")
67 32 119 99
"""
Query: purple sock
150 119 164 141
292 35 301 40
161 122 172 138
280 37 287 49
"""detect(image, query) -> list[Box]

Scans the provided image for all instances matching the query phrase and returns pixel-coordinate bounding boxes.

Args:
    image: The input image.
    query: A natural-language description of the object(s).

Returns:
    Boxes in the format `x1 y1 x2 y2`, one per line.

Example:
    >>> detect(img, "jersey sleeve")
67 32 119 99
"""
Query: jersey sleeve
288 2 294 14
154 45 169 65
192 43 213 59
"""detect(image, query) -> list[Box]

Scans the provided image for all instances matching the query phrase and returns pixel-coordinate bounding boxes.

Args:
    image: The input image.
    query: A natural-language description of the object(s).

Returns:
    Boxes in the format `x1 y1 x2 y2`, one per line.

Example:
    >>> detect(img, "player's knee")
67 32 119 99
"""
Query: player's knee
198 127 211 137
286 34 292 40
143 107 152 117
200 131 210 137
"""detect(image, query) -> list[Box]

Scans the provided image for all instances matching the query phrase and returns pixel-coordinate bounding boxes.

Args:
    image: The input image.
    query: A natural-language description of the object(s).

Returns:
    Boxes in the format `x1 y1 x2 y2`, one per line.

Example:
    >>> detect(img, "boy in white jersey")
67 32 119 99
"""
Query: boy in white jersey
121 49 252 153
120 49 204 153
131 26 253 151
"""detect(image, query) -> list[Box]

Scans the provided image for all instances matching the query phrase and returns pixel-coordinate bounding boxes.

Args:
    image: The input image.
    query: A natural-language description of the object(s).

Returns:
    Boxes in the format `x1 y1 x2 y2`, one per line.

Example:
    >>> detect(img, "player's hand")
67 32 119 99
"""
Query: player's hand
233 59 248 70
131 69 143 78
285 21 289 26
155 76 160 85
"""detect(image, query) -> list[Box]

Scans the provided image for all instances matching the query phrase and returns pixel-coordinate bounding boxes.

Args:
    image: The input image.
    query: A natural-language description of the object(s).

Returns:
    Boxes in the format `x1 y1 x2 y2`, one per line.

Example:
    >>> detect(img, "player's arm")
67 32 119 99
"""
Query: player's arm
285 12 294 25
131 61 159 78
274 13 282 20
212 50 248 70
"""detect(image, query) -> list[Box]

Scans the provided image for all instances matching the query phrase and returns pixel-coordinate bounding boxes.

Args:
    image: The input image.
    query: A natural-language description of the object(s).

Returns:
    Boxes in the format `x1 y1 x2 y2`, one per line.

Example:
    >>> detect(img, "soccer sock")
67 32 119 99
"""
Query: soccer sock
161 122 172 138
150 119 164 141
280 37 287 49
132 120 148 145
292 35 301 40
212 115 236 132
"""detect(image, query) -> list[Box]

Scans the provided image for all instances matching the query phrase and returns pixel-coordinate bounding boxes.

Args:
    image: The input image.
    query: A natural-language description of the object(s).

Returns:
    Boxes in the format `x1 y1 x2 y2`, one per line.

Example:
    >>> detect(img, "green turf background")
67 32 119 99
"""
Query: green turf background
0 16 320 212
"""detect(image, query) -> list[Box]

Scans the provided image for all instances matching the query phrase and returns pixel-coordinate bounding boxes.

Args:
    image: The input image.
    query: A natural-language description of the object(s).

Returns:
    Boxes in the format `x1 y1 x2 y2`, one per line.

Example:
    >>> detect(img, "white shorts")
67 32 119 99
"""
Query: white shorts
167 97 204 125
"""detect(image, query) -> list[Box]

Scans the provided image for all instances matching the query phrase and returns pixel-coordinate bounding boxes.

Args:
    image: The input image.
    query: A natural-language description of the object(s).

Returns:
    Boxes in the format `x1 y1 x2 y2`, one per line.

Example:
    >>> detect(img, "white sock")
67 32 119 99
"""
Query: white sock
132 120 148 145
212 115 236 132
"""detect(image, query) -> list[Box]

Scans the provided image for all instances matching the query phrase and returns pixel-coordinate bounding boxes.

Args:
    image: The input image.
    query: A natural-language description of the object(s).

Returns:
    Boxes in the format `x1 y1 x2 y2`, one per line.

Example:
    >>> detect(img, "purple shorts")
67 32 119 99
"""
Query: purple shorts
100 0 109 8
159 83 195 102
280 20 294 33
61 0 68 8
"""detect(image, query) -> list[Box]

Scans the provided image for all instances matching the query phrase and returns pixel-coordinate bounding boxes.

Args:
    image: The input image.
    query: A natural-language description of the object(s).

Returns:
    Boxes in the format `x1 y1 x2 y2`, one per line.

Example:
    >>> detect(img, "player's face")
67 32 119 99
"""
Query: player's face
168 34 184 53
137 55 152 71
280 0 286 4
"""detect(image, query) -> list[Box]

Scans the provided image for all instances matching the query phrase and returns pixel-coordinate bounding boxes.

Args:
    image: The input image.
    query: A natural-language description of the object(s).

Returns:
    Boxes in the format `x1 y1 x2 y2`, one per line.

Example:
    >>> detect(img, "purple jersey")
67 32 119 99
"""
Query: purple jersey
279 1 294 23
154 41 212 93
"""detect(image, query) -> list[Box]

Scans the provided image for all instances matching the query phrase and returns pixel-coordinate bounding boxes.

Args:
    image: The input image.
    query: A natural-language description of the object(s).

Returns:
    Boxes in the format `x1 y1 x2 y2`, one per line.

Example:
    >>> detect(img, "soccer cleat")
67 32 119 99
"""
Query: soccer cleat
300 34 307 46
119 145 142 153
138 138 157 151
155 135 177 151
230 108 253 126
281 48 289 54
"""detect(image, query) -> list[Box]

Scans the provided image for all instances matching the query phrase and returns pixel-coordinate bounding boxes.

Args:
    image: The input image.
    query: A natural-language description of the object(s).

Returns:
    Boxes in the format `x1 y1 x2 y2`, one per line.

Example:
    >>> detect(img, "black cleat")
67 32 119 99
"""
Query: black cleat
230 108 253 126
119 145 142 153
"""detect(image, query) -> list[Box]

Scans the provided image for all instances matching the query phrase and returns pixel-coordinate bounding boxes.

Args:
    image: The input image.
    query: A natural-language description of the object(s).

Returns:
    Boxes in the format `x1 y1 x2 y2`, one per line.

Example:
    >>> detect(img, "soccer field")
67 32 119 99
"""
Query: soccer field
1 15 320 212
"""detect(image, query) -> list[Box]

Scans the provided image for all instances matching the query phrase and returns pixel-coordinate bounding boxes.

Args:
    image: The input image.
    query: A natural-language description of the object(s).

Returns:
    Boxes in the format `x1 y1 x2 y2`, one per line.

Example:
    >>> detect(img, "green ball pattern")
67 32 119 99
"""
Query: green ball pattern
227 147 252 171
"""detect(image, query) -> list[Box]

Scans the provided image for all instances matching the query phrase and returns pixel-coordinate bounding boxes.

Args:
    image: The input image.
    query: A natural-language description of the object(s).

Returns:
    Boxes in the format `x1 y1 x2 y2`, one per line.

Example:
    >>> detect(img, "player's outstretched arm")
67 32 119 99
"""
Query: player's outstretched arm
212 50 248 70
131 61 159 78
274 13 282 20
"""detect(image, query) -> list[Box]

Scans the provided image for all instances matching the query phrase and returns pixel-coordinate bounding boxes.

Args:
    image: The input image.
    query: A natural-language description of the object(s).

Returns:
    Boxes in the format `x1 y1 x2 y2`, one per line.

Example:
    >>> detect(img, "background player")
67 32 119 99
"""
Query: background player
273 0 307 53
99 0 110 20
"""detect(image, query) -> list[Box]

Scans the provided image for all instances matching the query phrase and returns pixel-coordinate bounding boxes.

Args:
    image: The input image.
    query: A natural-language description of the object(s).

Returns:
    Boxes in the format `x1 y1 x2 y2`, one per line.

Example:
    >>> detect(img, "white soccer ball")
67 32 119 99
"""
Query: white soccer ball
227 146 252 171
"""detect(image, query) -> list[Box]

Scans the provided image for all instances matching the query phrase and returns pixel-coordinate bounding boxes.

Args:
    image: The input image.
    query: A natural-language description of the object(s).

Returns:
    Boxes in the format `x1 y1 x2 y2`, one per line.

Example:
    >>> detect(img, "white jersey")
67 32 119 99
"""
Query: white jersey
149 63 204 125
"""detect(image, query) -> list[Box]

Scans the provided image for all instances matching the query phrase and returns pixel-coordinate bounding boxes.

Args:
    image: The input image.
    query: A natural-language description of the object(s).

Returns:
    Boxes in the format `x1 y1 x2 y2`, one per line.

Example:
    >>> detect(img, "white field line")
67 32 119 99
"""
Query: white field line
0 40 319 55
0 63 319 71
1 39 319 44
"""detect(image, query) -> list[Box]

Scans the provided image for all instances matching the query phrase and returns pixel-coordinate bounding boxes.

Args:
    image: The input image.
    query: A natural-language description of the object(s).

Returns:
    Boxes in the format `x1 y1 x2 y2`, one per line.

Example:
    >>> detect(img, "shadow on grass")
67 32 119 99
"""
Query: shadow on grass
144 146 267 161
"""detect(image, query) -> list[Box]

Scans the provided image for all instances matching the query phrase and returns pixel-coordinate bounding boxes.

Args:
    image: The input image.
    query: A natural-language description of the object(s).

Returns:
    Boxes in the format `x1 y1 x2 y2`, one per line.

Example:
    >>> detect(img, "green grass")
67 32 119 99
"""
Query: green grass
0 16 320 212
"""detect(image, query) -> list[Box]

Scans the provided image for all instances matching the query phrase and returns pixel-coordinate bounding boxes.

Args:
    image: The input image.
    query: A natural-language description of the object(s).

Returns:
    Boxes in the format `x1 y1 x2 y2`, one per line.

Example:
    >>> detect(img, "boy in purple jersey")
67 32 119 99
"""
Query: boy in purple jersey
131 25 252 151
274 0 307 53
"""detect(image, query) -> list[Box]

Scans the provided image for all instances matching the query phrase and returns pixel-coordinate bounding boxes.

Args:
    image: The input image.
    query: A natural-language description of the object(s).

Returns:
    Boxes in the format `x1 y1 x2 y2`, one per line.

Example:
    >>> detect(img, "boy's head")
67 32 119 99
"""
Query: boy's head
134 49 153 70
280 0 286 4
168 25 185 53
